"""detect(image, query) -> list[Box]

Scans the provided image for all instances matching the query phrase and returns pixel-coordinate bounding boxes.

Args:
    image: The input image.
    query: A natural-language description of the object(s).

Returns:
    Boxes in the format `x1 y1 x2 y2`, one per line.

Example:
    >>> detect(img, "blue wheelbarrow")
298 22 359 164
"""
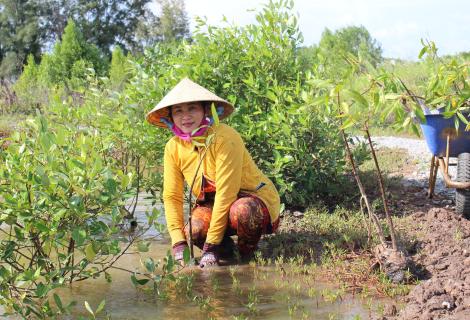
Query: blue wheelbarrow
421 112 470 217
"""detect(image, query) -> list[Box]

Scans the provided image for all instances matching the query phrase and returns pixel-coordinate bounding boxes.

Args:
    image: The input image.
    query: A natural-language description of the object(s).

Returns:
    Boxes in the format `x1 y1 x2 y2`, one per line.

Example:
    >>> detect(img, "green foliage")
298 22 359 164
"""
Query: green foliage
369 41 470 134
0 106 135 317
12 20 108 112
135 0 190 47
1 0 175 79
43 20 107 88
129 0 346 207
157 0 190 42
108 46 132 91
12 54 46 112
315 25 383 80
0 0 44 78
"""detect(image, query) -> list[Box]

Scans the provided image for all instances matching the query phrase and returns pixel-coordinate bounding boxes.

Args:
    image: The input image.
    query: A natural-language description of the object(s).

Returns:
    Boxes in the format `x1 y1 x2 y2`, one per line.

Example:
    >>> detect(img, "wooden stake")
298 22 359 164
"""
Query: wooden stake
428 156 436 198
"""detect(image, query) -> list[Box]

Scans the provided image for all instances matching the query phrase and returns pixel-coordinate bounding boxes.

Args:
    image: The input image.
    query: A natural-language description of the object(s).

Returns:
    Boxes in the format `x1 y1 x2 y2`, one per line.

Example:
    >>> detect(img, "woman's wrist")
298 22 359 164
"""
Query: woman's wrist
199 242 220 268
202 242 220 253
172 241 188 261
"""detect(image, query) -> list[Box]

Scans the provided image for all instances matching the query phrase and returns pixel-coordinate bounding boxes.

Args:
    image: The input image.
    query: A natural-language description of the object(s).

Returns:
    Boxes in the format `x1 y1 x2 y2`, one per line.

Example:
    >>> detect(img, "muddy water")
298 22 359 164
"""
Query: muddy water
2 195 383 319
55 241 378 320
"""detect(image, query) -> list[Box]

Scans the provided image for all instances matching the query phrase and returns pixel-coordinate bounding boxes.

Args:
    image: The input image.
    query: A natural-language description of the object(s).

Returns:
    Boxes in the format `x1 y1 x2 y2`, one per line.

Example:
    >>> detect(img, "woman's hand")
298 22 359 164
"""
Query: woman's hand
199 243 220 268
172 241 188 264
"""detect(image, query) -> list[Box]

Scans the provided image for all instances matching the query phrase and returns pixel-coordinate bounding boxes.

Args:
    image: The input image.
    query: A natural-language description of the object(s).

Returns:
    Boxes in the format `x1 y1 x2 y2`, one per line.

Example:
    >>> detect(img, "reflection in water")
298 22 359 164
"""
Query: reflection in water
2 195 381 319
53 239 378 319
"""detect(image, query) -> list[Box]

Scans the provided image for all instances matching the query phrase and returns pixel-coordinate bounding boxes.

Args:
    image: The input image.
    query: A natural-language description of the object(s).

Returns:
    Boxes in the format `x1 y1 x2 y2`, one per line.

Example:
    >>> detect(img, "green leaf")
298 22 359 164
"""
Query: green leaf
137 242 149 252
414 106 426 124
53 293 63 311
84 301 94 316
373 92 380 107
411 123 421 137
211 103 219 126
309 95 328 106
166 254 175 272
56 127 66 145
428 96 447 106
144 257 155 273
34 221 49 233
346 89 368 109
266 90 277 102
457 112 469 125
340 118 355 130
183 246 190 264
418 46 427 59
384 93 401 100
95 300 105 315
35 283 49 297
131 274 149 286
85 244 96 261
72 228 86 246
454 117 460 130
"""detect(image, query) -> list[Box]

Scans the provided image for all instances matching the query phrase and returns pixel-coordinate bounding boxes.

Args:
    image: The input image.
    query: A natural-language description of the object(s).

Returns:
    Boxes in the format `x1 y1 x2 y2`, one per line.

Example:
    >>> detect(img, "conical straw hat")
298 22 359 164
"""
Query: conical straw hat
146 78 234 128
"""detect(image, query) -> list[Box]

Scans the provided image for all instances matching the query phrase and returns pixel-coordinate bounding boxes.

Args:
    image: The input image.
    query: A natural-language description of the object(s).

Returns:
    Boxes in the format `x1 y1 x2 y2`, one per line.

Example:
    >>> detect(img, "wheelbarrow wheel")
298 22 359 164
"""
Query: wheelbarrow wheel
455 152 470 218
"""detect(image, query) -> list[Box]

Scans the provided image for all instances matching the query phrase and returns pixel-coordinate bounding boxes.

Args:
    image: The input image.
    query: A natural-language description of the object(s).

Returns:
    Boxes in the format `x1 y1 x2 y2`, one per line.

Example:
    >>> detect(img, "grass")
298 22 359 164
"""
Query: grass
349 126 423 139
260 206 415 301
359 147 416 175
0 113 27 134
257 146 419 308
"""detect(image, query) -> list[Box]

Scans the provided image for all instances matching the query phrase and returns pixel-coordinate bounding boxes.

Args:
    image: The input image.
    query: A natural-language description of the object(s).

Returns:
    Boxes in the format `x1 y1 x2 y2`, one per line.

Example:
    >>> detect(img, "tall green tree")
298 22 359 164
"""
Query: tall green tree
109 46 132 90
135 0 190 47
42 0 151 55
157 0 190 41
42 20 105 84
0 0 44 78
18 19 106 95
315 25 383 79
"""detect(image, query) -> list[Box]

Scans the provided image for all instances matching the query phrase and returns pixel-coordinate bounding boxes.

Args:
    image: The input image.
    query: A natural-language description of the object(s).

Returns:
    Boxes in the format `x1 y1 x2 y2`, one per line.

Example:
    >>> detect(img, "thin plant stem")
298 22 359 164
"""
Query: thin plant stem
187 143 211 260
337 93 386 246
364 125 398 250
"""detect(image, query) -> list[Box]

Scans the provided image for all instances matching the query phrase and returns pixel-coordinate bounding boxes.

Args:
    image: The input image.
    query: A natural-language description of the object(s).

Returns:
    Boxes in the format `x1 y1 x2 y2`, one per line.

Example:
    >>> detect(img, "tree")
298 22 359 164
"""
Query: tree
157 0 190 41
135 0 190 47
42 0 152 55
315 25 383 79
0 0 44 78
1 0 191 78
109 46 132 90
11 19 106 111
31 19 106 93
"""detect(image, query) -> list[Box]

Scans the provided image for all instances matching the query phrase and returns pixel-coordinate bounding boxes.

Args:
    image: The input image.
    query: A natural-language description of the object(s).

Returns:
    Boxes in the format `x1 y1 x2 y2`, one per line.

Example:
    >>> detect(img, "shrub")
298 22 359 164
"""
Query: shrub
126 0 346 208
0 108 135 317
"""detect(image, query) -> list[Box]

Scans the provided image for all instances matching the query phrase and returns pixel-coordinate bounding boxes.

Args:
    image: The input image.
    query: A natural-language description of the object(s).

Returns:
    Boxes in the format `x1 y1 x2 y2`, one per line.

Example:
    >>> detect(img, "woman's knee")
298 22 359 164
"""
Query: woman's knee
229 197 264 232
184 205 212 246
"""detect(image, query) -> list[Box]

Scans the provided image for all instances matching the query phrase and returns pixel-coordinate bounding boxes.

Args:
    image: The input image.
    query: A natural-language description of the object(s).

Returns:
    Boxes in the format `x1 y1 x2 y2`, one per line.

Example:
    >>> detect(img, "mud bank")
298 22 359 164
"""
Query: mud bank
393 208 470 320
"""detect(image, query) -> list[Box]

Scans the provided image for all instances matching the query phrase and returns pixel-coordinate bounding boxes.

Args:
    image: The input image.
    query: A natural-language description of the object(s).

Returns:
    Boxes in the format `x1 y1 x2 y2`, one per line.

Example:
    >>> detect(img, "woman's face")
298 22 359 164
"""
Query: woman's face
171 102 205 134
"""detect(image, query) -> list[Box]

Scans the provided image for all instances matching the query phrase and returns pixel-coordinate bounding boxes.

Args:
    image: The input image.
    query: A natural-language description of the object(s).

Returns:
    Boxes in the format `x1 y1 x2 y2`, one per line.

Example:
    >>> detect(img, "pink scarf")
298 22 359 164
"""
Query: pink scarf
171 118 210 142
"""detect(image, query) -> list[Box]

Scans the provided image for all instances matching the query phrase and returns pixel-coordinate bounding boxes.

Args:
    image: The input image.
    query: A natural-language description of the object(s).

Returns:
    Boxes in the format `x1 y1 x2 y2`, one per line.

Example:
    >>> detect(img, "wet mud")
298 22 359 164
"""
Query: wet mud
392 208 470 320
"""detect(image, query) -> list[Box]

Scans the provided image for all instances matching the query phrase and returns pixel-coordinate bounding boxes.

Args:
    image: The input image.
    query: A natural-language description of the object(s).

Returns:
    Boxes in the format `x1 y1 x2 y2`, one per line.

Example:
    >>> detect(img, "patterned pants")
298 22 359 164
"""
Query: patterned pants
184 194 279 255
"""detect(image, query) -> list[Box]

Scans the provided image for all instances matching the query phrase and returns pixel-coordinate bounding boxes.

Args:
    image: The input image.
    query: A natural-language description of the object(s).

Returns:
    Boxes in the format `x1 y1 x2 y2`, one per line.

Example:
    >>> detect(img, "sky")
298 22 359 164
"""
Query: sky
175 0 470 60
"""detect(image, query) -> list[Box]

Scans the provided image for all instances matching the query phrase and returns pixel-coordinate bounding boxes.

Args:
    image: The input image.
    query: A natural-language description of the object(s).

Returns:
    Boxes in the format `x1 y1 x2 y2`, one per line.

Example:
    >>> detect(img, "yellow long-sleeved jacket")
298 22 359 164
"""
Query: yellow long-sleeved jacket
163 123 280 245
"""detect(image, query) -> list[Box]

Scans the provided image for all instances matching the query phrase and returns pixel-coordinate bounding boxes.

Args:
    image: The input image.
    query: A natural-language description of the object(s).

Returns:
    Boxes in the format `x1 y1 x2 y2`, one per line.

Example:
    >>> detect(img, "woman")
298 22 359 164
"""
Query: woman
146 78 280 268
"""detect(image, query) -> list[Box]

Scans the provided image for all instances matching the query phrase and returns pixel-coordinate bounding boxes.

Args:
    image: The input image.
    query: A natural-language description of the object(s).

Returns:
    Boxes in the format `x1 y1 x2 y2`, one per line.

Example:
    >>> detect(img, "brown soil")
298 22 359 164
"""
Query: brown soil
389 207 470 320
